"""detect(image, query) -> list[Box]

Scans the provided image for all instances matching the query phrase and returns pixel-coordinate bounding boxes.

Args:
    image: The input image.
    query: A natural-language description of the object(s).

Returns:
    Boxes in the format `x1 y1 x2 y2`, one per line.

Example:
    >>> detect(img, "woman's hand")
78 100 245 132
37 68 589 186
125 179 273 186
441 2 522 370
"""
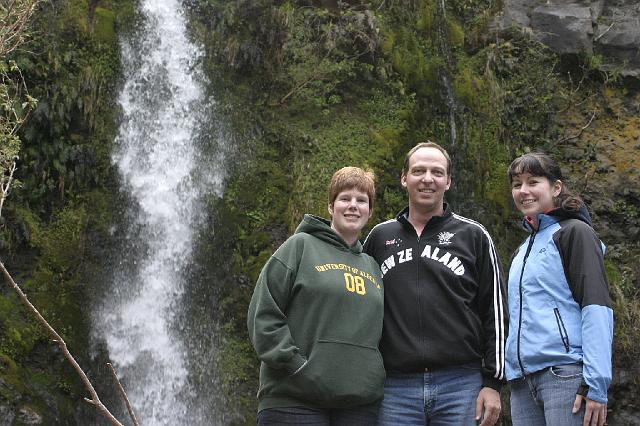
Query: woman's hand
573 394 607 426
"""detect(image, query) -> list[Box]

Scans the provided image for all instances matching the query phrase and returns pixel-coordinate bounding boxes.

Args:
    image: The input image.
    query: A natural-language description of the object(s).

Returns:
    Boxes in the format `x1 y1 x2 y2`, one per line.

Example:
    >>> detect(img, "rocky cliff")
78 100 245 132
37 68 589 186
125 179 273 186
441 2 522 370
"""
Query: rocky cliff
501 0 640 76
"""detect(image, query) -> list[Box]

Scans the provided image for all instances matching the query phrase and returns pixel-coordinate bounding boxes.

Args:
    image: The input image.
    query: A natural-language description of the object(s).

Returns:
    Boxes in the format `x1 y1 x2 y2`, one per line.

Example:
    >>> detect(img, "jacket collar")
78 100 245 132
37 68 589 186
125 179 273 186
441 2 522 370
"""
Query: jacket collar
397 202 453 233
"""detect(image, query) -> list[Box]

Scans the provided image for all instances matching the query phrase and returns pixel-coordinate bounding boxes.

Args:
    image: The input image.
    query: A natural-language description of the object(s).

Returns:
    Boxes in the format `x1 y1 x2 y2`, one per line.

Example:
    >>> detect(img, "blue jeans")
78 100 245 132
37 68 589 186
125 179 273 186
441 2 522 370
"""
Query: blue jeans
510 363 585 426
378 364 482 425
257 406 378 425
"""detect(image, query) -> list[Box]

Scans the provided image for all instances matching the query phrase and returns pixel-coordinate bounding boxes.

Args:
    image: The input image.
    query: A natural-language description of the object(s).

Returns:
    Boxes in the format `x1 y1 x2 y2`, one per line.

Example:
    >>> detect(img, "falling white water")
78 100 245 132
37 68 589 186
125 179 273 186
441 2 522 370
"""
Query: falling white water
94 0 222 423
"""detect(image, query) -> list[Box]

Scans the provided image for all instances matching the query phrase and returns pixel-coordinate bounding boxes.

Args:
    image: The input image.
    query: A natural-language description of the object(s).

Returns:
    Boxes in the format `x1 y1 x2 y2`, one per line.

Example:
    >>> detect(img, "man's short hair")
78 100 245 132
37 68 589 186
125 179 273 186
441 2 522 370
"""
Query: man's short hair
402 141 452 177
328 167 376 209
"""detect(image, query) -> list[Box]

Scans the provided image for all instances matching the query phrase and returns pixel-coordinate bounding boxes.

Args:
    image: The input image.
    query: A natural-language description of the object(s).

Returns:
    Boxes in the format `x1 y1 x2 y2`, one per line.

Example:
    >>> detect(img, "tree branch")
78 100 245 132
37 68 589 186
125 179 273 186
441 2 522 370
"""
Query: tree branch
558 110 596 144
0 0 39 58
594 22 615 42
108 363 140 426
0 160 16 219
279 48 334 105
0 260 126 426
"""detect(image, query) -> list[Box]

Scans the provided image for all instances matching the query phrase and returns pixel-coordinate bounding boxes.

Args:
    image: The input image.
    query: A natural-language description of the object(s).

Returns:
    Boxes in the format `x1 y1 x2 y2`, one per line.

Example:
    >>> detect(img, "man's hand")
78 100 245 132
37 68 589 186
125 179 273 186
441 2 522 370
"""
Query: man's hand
475 387 501 426
573 394 607 426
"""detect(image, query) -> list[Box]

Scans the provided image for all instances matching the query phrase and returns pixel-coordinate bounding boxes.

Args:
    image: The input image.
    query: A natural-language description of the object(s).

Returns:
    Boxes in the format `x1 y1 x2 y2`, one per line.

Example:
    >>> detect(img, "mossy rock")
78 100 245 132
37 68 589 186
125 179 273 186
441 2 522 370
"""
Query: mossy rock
0 353 24 401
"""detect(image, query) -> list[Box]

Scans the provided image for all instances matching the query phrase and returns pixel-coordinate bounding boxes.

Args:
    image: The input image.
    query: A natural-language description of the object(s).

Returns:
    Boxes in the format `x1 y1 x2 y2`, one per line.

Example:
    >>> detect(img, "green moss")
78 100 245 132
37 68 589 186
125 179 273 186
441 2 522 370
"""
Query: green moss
0 292 43 360
32 206 87 273
217 336 258 425
0 353 26 401
453 67 482 112
381 31 395 55
93 7 116 44
11 206 42 248
62 0 91 35
447 19 465 48
384 24 442 99
416 0 436 34
606 258 640 367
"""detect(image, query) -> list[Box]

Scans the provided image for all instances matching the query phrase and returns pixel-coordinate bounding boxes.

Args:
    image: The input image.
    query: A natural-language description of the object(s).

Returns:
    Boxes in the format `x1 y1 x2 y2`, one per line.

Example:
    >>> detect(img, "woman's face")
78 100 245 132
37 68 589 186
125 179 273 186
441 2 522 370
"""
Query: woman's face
511 172 561 218
328 188 372 243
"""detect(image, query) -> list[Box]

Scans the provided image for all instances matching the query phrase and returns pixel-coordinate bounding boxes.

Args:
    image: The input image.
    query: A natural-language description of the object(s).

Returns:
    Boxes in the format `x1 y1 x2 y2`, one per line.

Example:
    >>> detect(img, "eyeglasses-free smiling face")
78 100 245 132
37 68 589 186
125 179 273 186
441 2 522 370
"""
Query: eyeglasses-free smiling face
511 172 561 220
401 147 451 215
328 188 372 245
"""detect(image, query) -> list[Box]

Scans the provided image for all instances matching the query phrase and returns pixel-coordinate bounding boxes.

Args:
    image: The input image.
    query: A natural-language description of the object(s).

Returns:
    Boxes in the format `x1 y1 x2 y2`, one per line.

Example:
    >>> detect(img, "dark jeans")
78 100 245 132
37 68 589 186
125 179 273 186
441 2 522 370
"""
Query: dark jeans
257 406 378 426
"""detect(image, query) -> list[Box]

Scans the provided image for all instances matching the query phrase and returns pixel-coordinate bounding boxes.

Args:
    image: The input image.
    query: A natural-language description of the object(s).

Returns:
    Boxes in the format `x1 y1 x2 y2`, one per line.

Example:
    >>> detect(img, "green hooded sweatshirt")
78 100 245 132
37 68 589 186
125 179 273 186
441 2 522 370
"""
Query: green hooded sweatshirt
247 214 385 412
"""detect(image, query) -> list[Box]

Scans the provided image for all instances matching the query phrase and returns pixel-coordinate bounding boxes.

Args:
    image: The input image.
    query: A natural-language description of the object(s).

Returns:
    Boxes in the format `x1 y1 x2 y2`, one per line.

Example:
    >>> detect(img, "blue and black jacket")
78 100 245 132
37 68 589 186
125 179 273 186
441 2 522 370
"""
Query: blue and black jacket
505 205 613 403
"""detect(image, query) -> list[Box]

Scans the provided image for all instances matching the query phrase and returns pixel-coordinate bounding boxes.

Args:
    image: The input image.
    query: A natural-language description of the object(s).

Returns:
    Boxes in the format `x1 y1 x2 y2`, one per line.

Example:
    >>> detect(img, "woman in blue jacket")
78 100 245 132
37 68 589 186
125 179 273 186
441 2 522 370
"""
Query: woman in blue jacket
506 152 613 426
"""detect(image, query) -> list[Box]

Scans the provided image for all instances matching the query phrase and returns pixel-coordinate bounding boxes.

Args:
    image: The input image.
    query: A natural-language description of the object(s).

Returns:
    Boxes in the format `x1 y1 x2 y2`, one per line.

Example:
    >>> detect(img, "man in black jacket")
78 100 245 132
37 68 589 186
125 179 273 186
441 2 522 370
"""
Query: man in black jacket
364 141 507 426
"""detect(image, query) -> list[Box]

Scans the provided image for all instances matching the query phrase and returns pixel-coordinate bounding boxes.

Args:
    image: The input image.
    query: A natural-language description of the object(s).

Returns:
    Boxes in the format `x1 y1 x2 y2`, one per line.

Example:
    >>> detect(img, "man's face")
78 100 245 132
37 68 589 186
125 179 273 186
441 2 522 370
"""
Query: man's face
401 147 451 214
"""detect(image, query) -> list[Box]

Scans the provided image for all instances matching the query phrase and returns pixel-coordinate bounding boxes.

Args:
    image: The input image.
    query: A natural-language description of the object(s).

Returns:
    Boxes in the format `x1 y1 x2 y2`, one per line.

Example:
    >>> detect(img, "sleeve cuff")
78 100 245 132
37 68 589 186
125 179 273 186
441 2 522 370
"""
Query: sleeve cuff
577 380 589 397
482 375 504 392
576 378 608 403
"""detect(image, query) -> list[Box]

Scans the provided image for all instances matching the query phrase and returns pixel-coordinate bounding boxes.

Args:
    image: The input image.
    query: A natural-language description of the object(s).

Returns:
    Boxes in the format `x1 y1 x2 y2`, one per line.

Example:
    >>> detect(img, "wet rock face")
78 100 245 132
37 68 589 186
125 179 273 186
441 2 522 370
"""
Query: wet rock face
0 402 15 426
530 4 594 54
17 405 43 425
609 367 640 426
596 17 640 73
500 0 640 76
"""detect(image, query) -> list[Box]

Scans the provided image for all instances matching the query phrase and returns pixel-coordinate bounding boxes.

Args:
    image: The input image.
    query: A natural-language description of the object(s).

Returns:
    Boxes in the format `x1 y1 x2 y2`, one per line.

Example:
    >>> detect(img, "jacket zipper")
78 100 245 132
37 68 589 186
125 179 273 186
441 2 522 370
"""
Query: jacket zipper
516 232 536 375
416 233 425 363
554 308 571 352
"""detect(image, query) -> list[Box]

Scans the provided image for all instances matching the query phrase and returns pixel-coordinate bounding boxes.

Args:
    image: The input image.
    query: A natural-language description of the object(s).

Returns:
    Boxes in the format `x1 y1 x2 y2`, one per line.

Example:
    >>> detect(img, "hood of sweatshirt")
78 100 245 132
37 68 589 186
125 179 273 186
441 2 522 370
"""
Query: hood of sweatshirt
523 204 593 232
294 214 363 254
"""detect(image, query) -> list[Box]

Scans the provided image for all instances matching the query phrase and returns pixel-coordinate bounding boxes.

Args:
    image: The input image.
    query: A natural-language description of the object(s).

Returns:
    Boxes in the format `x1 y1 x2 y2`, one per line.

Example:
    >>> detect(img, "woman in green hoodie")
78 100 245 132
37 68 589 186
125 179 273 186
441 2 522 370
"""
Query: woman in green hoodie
247 166 385 425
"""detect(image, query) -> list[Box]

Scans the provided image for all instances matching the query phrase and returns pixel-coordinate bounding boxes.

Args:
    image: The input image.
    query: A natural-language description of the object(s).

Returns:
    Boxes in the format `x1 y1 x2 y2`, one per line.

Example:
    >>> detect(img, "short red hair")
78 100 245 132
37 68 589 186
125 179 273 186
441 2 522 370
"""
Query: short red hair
328 167 376 209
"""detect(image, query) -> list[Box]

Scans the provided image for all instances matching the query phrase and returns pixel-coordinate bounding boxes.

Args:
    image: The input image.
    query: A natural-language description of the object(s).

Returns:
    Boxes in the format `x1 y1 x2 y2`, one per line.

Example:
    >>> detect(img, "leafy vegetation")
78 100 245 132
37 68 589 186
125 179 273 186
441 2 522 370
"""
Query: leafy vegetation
1 0 638 423
1 0 133 421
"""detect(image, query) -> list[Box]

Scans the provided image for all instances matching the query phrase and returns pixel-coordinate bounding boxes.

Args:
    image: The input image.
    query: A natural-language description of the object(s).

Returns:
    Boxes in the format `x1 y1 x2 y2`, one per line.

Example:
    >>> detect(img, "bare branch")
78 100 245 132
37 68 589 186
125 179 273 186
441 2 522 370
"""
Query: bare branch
108 363 140 426
278 47 370 105
558 110 596 144
279 48 334 105
0 260 125 426
0 160 16 219
595 22 615 42
0 0 39 58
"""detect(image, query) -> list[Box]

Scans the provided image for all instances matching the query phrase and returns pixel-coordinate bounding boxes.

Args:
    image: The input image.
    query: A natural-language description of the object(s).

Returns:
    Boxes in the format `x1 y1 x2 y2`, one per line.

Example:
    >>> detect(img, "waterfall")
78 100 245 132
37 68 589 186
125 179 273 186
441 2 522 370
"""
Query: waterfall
435 0 459 148
434 0 473 212
92 0 224 423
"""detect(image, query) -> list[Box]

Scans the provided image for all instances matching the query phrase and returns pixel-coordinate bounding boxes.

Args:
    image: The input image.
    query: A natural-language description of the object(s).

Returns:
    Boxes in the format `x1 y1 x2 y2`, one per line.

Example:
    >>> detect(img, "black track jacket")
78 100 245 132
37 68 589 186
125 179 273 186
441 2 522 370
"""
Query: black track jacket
363 204 507 390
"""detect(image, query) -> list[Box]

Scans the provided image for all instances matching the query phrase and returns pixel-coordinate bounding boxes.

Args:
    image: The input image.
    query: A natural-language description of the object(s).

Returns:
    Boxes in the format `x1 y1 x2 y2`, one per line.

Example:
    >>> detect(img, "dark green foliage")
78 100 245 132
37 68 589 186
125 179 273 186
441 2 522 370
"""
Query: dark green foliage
1 0 132 421
16 0 121 210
